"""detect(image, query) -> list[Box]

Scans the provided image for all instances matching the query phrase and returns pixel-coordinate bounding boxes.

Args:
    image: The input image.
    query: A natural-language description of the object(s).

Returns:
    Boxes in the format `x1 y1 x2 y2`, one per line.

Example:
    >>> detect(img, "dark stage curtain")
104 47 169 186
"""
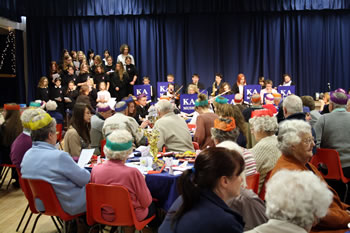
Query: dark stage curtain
26 12 350 101
17 0 350 17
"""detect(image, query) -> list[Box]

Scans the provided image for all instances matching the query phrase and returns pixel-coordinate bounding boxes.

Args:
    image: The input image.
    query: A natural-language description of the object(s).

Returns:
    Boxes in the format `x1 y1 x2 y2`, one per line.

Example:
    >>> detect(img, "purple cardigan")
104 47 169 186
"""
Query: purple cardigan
10 132 32 170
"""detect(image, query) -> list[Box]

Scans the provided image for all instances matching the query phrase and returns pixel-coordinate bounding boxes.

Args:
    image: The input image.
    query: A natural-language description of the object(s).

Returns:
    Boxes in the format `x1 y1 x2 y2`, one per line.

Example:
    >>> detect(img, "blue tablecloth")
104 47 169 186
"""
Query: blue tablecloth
145 172 180 211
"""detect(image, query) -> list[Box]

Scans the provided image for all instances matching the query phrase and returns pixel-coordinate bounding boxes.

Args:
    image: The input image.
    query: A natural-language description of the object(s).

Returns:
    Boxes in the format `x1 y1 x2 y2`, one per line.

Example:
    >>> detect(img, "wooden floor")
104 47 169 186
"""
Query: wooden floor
0 175 57 233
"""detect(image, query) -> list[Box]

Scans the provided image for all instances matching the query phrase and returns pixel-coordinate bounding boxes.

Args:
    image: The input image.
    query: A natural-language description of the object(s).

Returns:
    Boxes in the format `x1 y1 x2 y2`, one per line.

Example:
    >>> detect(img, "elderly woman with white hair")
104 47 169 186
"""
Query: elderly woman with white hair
45 100 64 124
249 109 280 193
91 129 155 224
270 119 350 231
247 170 333 233
153 100 194 153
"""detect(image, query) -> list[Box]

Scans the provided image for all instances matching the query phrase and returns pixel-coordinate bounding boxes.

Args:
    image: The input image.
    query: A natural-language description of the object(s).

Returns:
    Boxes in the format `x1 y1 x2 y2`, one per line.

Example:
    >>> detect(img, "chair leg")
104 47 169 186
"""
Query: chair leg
56 216 63 228
51 216 62 233
22 212 33 233
0 167 10 188
30 213 41 233
16 204 29 232
344 183 349 203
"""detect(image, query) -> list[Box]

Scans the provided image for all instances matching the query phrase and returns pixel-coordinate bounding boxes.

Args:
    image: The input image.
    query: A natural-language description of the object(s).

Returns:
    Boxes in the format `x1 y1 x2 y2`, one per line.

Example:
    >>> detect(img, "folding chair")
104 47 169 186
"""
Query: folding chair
86 183 155 233
246 172 260 194
310 148 350 202
24 179 84 233
0 163 16 189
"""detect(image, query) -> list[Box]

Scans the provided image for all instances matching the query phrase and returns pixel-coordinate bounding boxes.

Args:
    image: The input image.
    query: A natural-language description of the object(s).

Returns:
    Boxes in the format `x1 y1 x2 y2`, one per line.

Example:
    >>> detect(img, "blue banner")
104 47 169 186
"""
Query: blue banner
222 95 235 105
244 85 261 103
278 86 295 99
157 82 169 97
180 94 198 114
133 85 151 100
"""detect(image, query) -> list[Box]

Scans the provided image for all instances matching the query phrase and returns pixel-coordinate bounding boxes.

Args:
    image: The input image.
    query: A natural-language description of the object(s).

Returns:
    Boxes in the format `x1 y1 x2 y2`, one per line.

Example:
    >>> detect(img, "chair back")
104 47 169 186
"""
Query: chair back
16 169 38 213
246 172 260 194
100 139 106 158
310 148 350 184
192 142 200 150
56 124 63 142
258 170 272 201
86 183 155 230
24 179 80 221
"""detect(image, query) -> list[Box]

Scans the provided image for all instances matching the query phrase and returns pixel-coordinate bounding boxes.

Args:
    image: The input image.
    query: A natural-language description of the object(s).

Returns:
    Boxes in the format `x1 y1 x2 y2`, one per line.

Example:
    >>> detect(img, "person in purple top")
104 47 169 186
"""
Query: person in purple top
10 108 35 170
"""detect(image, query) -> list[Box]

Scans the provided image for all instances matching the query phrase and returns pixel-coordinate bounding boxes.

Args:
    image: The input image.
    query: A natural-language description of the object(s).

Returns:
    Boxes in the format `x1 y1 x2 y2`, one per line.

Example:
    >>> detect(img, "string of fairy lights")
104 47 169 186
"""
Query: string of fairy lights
0 30 16 74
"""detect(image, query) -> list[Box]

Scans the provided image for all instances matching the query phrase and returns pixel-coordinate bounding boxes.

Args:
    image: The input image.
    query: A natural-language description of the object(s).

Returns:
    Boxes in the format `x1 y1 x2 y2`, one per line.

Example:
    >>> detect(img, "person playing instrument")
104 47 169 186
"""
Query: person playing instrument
188 74 205 91
219 82 234 95
211 73 223 96
167 74 181 93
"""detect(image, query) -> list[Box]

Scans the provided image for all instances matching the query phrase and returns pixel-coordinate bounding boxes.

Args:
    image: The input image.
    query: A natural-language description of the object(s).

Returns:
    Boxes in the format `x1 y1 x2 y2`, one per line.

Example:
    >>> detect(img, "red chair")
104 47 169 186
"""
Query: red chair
86 183 155 231
310 148 350 201
0 163 16 189
246 172 260 194
258 170 272 201
100 139 106 158
16 169 62 233
56 123 63 142
24 179 84 232
192 142 200 150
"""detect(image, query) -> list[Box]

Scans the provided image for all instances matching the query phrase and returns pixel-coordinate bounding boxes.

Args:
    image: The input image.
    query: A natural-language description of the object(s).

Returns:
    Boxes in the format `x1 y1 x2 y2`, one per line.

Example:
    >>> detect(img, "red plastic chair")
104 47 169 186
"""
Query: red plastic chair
258 170 272 201
310 148 350 201
0 163 16 189
100 139 106 158
86 183 155 231
24 179 84 232
56 123 63 142
16 169 62 233
192 142 200 150
246 172 260 194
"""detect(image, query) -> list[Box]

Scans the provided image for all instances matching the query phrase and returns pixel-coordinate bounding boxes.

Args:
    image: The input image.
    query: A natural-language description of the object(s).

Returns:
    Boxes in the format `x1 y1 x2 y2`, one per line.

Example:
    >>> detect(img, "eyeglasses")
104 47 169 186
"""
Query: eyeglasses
302 137 315 146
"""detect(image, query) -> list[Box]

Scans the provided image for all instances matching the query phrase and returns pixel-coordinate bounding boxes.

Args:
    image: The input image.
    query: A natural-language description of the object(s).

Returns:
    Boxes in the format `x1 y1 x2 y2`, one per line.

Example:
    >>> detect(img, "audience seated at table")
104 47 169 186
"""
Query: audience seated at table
91 130 157 232
159 147 245 233
211 117 257 176
242 93 263 122
45 100 64 125
10 108 34 170
248 109 281 193
271 119 350 231
0 104 23 187
301 95 321 129
153 100 194 153
246 170 332 233
193 93 218 149
103 101 148 147
90 103 113 155
20 108 90 217
64 103 92 157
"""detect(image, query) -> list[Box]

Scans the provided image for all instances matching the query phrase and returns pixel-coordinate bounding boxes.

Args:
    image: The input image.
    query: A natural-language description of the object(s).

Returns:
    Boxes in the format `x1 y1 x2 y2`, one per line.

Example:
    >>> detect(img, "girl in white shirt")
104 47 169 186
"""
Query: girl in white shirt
97 81 111 103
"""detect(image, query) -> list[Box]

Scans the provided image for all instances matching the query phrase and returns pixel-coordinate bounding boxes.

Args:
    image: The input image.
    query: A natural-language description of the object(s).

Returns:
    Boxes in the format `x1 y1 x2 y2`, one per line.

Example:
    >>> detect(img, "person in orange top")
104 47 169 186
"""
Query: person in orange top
270 119 350 231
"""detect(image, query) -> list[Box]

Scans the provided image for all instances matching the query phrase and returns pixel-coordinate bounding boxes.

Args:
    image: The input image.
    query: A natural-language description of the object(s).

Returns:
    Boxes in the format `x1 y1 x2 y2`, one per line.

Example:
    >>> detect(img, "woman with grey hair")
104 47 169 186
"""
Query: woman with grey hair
91 129 156 231
246 170 333 233
249 109 280 193
270 119 350 231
